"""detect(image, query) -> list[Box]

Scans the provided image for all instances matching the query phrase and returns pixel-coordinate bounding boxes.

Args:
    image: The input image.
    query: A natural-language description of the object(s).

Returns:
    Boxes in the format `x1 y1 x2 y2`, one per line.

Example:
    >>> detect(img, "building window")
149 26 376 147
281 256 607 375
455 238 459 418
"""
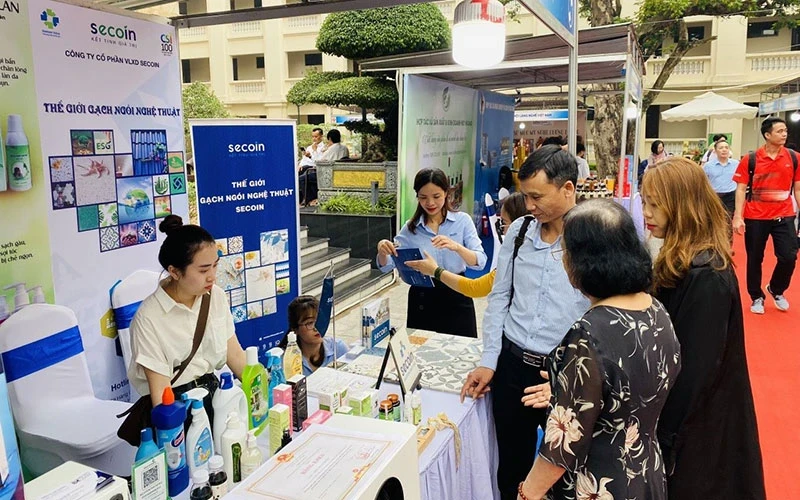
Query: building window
748 21 779 38
307 114 325 125
178 1 187 15
304 53 323 67
256 56 265 69
181 60 191 84
687 26 704 42
645 105 660 139
792 27 800 51
232 58 239 81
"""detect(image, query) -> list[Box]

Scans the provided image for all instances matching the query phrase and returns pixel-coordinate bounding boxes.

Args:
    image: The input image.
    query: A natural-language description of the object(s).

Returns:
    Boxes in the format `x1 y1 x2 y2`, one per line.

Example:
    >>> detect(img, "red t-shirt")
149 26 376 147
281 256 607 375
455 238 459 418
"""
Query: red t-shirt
733 147 800 220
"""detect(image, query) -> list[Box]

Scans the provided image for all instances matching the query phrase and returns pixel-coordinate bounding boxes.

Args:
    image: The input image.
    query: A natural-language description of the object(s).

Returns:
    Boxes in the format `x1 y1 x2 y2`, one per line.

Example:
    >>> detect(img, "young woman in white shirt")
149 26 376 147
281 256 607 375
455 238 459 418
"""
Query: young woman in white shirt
128 215 247 416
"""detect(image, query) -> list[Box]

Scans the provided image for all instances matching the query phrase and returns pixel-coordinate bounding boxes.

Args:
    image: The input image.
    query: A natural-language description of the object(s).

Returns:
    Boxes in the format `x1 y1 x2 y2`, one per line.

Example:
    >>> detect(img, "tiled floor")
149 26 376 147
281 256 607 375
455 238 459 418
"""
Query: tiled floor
328 278 488 346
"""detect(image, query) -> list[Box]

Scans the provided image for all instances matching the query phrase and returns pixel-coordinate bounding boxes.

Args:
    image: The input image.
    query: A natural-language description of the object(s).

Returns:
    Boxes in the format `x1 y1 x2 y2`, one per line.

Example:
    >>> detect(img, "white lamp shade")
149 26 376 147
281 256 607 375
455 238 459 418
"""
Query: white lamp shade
452 0 506 69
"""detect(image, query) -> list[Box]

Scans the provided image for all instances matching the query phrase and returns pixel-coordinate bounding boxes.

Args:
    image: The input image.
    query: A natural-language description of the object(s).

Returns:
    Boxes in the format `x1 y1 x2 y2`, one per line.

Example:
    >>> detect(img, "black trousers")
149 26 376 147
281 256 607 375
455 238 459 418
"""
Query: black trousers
299 169 317 204
717 191 736 218
492 347 548 500
744 216 798 300
406 280 477 337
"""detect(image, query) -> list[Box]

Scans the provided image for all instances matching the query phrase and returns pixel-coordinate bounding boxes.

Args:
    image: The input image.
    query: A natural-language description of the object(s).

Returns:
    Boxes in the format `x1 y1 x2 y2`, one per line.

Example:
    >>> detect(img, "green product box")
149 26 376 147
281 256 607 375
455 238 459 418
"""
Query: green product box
269 404 290 455
348 391 372 417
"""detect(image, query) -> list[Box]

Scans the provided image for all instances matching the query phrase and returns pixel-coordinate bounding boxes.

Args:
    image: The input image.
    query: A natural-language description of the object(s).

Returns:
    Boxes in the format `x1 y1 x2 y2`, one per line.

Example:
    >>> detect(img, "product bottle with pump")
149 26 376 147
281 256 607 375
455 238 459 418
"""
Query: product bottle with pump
208 455 228 500
0 125 6 192
6 115 31 192
284 333 302 379
28 286 45 305
151 386 189 497
212 373 248 451
186 399 214 477
267 347 286 408
4 283 29 313
221 411 246 487
412 390 422 426
240 429 263 480
241 347 268 435
190 469 213 500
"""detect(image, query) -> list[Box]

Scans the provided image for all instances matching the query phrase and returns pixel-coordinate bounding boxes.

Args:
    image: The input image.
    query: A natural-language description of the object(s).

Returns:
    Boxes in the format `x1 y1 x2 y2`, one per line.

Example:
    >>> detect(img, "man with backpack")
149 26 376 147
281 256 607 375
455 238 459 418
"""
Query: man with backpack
733 117 800 314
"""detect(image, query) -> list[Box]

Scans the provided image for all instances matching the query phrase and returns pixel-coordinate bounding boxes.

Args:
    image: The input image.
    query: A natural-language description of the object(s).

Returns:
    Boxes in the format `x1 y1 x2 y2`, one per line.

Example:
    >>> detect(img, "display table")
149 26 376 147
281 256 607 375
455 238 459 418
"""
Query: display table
24 461 129 500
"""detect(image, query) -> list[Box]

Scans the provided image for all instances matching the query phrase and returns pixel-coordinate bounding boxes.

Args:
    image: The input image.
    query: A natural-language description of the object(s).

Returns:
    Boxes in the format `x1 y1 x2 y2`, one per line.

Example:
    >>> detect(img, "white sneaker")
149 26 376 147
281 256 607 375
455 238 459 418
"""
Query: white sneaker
766 285 790 311
750 298 765 315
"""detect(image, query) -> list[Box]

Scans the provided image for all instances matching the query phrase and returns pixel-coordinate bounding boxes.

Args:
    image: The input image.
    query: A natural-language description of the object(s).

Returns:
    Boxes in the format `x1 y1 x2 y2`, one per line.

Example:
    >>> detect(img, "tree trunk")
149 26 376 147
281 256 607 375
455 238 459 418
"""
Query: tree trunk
591 86 623 178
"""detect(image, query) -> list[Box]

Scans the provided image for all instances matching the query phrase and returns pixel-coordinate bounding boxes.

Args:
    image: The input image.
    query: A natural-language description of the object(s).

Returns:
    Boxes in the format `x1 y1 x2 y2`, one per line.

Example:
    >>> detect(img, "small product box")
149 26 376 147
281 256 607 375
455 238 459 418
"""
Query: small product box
273 384 293 436
335 406 353 416
287 374 308 432
347 391 371 417
269 404 290 456
367 389 380 418
302 409 332 431
317 386 341 413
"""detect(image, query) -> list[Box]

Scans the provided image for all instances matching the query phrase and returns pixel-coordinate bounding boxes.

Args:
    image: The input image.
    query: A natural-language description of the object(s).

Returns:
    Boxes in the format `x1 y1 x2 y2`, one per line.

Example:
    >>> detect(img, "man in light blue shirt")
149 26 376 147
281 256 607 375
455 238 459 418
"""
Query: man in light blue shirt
460 145 590 499
702 138 739 217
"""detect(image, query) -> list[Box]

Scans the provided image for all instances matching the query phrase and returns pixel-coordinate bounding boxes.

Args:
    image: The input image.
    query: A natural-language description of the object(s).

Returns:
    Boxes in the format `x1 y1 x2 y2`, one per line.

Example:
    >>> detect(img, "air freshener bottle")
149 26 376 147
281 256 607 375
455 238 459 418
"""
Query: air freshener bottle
6 115 31 192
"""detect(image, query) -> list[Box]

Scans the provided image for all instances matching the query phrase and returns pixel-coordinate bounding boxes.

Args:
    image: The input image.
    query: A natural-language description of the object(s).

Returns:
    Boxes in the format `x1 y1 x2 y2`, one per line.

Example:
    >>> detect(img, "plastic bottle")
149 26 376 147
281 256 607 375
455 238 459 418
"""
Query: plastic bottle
3 283 29 313
135 427 160 462
284 333 302 379
240 429 263 480
412 390 422 426
208 455 228 500
0 126 6 192
152 386 189 497
28 286 45 304
241 347 269 435
404 397 413 424
267 347 286 408
190 469 212 500
6 115 31 192
221 411 246 487
186 399 214 476
212 373 248 451
0 296 9 327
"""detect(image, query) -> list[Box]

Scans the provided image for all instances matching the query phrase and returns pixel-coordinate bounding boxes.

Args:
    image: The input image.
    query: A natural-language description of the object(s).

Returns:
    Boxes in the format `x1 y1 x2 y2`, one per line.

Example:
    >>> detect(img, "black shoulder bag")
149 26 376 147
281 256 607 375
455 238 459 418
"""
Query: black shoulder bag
507 215 535 308
116 292 211 447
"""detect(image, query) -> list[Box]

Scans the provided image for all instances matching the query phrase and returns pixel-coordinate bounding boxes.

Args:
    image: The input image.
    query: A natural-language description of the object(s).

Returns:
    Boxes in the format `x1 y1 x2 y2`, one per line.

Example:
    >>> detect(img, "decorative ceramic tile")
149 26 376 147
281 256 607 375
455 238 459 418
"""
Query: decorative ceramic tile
230 287 246 307
93 131 114 154
154 196 171 218
153 175 170 197
71 130 95 156
50 157 74 182
245 251 260 269
169 173 186 195
117 176 155 224
275 277 290 295
245 266 276 302
247 302 263 320
216 254 244 290
51 182 76 210
232 305 247 324
73 155 116 205
215 238 228 256
98 202 118 227
114 155 134 178
228 235 243 254
168 152 185 173
100 226 120 252
120 223 139 247
262 298 277 315
137 220 157 243
77 205 99 232
260 229 289 265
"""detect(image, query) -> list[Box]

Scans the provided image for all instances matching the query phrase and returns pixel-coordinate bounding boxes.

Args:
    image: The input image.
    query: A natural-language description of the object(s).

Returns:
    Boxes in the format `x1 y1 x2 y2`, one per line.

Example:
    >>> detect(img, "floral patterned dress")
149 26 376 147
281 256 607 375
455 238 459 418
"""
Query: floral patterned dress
540 301 681 500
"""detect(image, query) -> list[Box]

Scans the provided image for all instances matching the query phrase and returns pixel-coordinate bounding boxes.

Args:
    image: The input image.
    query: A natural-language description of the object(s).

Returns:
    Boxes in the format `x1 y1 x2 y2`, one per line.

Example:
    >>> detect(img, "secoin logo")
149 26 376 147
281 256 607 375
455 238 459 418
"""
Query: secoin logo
90 22 137 41
228 143 266 153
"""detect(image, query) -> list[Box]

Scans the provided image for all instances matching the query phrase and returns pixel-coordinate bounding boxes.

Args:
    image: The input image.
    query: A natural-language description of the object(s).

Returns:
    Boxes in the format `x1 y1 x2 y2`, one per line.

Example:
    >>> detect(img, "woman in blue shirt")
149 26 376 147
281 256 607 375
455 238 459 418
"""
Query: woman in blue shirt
280 295 348 376
702 138 739 217
377 168 487 337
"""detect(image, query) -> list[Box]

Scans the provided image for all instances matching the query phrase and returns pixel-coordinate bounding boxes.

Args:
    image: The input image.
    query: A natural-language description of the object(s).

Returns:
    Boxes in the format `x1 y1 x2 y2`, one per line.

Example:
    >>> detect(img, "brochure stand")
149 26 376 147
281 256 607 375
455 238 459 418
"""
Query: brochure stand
375 327 422 400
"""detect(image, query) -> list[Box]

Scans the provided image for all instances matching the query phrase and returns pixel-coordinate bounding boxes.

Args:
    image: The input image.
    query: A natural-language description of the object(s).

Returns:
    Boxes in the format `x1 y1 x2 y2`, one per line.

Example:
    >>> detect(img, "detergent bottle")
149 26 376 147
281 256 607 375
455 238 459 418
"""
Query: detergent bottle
186 399 214 476
211 373 247 451
151 386 189 497
241 347 268 435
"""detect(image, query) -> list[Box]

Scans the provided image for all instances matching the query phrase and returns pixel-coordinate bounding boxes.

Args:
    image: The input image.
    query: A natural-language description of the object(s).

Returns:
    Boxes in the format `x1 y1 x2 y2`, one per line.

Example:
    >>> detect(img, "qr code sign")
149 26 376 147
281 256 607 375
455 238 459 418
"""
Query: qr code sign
142 463 160 489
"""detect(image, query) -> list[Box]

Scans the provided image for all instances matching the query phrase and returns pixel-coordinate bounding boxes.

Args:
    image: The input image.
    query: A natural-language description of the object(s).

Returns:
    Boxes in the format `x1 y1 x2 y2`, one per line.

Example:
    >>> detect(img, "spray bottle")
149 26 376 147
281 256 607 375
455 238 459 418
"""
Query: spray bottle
267 347 285 408
3 283 29 313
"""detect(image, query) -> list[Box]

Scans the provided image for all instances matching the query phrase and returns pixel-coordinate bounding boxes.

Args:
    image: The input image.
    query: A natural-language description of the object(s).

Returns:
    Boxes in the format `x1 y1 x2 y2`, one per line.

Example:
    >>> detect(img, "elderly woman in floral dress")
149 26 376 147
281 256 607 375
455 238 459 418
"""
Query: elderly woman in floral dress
516 200 681 500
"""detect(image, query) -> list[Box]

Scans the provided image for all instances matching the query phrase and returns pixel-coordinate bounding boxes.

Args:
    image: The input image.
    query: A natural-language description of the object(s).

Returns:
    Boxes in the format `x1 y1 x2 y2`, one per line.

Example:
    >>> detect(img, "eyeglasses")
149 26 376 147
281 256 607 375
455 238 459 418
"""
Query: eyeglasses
299 320 317 330
551 247 564 261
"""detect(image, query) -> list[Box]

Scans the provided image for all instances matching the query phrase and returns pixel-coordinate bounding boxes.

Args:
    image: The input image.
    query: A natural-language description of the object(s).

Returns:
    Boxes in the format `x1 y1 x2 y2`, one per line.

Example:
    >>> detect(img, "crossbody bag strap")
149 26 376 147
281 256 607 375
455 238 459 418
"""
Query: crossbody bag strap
171 292 211 385
508 215 534 308
746 151 757 202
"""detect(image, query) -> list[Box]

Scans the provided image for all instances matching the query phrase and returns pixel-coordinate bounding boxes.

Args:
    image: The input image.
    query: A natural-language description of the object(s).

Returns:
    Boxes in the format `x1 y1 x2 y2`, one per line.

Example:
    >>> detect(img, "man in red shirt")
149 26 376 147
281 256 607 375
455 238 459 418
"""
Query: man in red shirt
733 117 800 314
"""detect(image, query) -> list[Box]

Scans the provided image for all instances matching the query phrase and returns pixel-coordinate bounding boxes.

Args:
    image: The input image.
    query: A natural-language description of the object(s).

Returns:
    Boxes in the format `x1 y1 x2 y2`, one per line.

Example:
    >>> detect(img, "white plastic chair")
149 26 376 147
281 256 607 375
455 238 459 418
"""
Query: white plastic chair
110 270 160 402
0 304 135 477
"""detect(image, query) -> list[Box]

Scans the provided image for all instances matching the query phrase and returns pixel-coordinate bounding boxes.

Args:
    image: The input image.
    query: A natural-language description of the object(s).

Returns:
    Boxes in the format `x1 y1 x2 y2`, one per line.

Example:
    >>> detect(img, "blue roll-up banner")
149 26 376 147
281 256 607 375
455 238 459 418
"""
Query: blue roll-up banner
191 120 300 361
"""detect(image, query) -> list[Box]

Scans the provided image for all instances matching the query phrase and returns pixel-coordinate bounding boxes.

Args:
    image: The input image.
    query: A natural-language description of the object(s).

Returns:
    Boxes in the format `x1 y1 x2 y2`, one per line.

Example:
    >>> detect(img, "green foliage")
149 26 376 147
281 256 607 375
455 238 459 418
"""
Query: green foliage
316 4 450 60
187 180 198 225
182 83 229 156
286 71 353 107
320 192 396 215
307 76 398 110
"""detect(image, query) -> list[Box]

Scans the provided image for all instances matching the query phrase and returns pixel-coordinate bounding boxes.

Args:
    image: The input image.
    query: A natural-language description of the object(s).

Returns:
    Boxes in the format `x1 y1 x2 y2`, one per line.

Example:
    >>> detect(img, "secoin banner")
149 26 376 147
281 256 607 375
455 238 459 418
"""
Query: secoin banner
191 120 300 360
1 0 187 402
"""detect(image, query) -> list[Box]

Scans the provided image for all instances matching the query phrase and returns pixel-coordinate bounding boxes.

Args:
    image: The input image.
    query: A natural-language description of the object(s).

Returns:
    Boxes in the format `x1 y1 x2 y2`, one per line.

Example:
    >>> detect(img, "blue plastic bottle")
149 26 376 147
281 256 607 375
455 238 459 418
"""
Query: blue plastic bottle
266 348 286 408
152 386 189 497
135 427 160 462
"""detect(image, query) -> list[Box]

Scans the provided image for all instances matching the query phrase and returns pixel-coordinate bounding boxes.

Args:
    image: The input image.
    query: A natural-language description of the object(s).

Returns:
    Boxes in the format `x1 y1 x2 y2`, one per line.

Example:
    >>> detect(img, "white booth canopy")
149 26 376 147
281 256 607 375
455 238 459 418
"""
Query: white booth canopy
660 91 758 122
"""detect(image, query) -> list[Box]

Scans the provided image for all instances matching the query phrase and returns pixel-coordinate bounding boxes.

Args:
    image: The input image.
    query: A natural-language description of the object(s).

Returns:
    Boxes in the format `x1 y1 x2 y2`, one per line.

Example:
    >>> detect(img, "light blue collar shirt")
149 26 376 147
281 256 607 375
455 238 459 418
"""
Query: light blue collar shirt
480 216 590 370
378 211 487 274
703 157 739 194
302 336 349 376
